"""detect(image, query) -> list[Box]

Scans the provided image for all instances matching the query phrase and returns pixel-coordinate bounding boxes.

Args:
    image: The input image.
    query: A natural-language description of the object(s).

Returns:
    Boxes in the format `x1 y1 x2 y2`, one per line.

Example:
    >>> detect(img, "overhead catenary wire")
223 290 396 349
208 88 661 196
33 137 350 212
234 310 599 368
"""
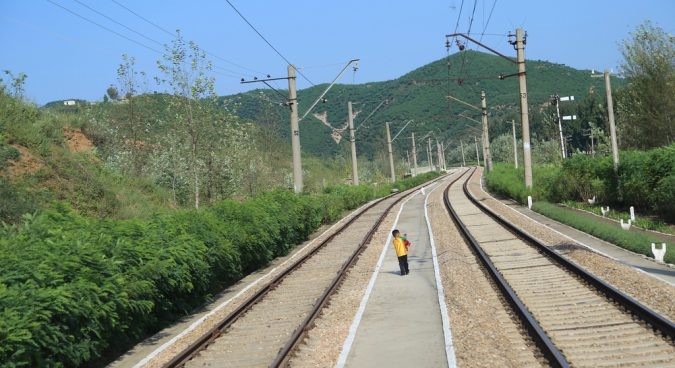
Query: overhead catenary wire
47 0 162 54
74 0 163 48
224 0 316 87
49 0 243 80
461 0 498 81
109 0 261 76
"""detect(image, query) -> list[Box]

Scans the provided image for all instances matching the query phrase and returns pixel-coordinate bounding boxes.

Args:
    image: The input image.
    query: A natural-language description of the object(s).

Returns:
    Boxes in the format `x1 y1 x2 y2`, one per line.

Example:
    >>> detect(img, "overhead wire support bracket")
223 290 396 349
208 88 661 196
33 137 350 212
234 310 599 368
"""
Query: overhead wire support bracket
446 94 480 110
391 119 414 142
299 59 360 122
240 75 292 104
445 33 517 64
355 98 389 132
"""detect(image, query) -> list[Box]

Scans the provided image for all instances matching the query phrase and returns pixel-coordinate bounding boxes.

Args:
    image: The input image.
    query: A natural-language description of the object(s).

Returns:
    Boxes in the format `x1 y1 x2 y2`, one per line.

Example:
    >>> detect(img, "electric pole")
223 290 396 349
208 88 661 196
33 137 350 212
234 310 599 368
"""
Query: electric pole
461 140 466 167
406 150 411 173
440 141 446 170
347 101 358 185
480 90 492 171
510 120 517 168
386 122 395 182
552 94 564 158
474 136 481 167
287 65 303 192
427 138 434 171
512 28 532 188
585 123 595 157
439 141 444 170
551 94 575 158
605 69 619 172
411 133 418 176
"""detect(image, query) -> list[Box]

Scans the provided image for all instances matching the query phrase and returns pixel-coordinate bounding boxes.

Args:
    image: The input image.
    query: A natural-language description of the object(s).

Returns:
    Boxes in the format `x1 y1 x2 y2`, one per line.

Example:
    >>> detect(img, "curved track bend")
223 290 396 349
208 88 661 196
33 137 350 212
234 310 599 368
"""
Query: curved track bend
444 168 675 368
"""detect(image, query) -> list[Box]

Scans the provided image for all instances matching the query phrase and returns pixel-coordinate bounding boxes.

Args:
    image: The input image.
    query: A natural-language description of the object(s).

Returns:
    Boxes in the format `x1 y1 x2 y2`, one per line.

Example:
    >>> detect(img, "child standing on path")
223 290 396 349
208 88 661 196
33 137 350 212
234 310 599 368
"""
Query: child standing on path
392 229 409 276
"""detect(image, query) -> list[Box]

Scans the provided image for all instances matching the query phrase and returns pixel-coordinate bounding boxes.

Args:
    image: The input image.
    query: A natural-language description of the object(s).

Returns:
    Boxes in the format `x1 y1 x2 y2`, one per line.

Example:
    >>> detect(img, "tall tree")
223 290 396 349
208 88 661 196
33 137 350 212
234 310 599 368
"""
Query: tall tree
617 21 674 148
115 54 149 175
156 30 216 209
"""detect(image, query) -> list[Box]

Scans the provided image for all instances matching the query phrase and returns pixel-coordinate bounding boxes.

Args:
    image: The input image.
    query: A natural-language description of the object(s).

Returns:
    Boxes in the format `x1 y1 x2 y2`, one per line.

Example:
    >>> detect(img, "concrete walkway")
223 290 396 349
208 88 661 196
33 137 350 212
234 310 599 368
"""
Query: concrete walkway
343 188 448 368
498 198 675 286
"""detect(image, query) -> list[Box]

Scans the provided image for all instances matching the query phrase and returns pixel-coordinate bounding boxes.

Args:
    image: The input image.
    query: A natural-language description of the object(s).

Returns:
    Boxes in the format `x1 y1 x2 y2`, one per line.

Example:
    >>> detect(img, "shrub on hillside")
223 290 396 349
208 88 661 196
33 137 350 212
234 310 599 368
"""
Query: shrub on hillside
0 172 439 367
617 145 675 221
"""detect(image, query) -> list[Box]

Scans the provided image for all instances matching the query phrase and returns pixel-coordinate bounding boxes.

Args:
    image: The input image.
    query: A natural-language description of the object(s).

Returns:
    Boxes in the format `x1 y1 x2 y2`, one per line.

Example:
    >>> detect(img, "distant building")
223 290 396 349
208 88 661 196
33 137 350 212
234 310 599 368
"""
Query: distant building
63 100 76 106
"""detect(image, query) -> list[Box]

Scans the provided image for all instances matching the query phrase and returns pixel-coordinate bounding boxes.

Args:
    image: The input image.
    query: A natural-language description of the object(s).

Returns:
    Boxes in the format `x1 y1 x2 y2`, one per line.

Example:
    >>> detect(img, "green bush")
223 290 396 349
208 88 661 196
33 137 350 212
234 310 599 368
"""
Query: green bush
483 164 556 204
618 146 675 221
533 201 673 264
655 174 675 222
501 145 675 221
0 179 39 224
0 172 439 367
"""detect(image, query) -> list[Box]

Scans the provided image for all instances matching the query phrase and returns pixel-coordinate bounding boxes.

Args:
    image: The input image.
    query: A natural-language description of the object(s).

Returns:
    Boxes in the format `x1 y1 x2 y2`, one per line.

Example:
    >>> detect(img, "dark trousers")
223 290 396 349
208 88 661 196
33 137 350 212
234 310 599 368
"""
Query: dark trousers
397 255 409 275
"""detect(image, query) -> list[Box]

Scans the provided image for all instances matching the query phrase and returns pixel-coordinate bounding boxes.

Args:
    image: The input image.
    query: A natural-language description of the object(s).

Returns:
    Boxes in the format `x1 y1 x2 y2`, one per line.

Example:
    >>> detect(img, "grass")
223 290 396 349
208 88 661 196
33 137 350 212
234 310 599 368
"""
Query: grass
533 201 673 264
562 200 673 235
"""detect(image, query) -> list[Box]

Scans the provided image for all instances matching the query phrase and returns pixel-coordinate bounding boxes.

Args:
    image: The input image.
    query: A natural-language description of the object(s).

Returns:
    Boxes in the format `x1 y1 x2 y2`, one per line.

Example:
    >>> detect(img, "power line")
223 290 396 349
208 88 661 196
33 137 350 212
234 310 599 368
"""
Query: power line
74 0 163 47
47 0 162 54
48 0 241 80
110 0 261 76
457 0 479 80
480 0 498 42
224 0 316 87
460 0 498 82
110 0 174 37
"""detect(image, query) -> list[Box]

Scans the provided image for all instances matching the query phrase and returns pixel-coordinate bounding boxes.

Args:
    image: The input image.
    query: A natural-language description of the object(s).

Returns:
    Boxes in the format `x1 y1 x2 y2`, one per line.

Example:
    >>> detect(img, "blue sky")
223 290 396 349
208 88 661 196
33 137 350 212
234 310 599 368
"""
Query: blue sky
1 0 673 105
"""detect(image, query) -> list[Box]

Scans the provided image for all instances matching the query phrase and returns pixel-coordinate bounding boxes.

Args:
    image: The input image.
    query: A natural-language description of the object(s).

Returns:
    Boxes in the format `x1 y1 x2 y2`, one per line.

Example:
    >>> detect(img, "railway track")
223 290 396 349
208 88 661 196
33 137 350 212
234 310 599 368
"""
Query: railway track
443 168 675 367
165 176 443 367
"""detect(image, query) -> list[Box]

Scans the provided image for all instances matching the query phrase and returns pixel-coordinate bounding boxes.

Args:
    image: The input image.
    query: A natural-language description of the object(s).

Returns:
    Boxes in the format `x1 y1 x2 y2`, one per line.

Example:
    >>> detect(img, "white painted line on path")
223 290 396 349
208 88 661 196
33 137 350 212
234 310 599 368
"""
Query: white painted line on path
133 200 375 367
335 193 416 368
425 179 458 368
336 179 453 368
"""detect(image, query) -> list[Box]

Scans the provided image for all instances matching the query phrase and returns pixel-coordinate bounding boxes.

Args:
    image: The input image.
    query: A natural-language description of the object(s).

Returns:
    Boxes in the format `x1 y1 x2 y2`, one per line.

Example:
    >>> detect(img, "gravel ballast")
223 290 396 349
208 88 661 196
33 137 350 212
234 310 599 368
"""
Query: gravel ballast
468 167 675 322
428 173 545 368
292 172 545 367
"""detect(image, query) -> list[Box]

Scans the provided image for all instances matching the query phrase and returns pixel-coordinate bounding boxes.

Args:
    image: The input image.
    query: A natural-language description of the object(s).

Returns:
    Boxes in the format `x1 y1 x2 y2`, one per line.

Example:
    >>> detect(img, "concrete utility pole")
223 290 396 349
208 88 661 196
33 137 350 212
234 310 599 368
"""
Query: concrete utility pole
605 70 619 172
553 95 564 158
438 141 443 170
480 90 492 171
551 94 575 158
586 123 596 157
406 150 411 172
512 120 518 169
411 133 418 176
514 28 532 188
440 141 446 170
243 60 358 193
461 140 466 167
287 65 303 193
386 122 395 182
427 138 434 171
347 101 358 185
474 136 481 166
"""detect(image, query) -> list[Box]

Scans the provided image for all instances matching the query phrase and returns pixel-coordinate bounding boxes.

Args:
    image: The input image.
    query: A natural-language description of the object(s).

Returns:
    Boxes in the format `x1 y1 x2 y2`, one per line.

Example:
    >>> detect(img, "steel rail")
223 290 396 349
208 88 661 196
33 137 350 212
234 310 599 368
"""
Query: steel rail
443 168 569 367
271 173 451 367
461 169 675 341
165 174 447 367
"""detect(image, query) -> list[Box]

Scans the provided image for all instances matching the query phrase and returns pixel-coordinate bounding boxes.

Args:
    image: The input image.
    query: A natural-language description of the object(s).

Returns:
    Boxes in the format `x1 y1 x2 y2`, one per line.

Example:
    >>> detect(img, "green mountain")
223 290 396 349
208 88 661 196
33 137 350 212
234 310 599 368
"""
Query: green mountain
222 51 623 159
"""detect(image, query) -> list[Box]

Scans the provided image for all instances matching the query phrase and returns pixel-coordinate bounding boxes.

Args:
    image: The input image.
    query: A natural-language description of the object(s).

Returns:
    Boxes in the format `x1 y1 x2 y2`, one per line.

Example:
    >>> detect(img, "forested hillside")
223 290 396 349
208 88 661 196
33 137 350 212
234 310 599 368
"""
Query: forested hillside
223 51 624 160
